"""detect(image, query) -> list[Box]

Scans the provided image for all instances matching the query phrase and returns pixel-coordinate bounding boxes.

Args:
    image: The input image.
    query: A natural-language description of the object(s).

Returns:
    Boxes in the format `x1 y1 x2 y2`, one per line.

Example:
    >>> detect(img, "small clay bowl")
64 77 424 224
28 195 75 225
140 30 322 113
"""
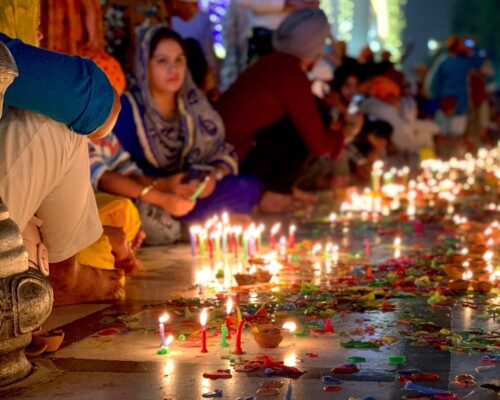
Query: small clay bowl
32 329 65 352
252 326 283 348
471 281 493 293
449 279 469 293
443 264 464 280
234 274 257 286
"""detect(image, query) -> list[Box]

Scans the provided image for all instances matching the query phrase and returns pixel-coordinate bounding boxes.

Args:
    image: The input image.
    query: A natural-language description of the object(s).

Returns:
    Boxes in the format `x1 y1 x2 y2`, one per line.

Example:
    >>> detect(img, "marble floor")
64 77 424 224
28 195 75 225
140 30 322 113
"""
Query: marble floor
1 214 499 400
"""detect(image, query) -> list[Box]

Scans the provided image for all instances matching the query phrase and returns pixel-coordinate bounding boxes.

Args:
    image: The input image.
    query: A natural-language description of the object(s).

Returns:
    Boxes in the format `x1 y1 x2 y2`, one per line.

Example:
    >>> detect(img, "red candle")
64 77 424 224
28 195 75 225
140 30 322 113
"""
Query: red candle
324 318 335 333
207 238 213 259
364 239 371 257
288 225 296 249
225 298 233 339
234 320 246 355
200 308 208 353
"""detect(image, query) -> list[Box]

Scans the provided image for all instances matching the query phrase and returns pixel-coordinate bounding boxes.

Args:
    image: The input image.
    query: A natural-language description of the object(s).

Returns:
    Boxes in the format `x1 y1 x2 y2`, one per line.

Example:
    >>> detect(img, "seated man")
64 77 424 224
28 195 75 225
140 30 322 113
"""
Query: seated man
0 34 123 305
217 9 344 213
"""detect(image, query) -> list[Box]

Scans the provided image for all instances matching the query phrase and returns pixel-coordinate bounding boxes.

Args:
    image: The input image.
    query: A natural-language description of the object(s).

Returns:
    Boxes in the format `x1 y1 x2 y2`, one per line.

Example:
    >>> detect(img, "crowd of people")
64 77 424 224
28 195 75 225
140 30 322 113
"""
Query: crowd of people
0 0 498 305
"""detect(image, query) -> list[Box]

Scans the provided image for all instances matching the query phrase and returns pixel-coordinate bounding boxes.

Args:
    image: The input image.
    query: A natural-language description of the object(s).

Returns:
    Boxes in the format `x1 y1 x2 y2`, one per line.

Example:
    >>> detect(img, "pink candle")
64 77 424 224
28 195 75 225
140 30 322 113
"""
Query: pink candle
234 320 246 355
270 223 281 250
200 308 208 353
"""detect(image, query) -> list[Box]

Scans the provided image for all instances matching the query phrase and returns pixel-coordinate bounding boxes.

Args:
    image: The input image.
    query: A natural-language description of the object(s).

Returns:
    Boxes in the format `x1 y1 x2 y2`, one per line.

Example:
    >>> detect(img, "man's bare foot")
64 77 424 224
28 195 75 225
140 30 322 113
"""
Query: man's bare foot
103 226 139 275
49 257 124 306
131 230 146 251
259 191 303 214
292 187 318 204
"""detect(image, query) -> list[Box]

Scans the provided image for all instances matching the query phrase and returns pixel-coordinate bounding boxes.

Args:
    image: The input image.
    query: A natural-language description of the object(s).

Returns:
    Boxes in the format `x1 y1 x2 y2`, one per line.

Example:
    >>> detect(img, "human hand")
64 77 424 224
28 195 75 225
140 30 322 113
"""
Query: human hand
157 173 199 198
158 192 196 217
343 112 364 143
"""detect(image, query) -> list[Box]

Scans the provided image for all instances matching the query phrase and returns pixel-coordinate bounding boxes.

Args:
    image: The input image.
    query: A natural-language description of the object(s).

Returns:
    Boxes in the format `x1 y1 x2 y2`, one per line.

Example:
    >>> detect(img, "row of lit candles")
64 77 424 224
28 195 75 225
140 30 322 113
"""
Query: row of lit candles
157 297 298 354
189 220 297 259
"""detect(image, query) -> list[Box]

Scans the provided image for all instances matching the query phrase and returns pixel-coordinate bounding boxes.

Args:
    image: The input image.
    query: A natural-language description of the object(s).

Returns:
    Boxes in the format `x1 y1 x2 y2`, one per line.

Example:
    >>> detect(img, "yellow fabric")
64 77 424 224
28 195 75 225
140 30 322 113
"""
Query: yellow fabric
418 147 436 160
76 234 115 270
77 193 142 270
95 193 141 242
0 1 39 46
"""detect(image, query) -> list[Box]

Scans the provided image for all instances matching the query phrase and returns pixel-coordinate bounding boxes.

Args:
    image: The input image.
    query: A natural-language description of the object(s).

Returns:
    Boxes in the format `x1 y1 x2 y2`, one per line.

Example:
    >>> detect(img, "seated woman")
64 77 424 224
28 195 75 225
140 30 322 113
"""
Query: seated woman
89 132 195 245
113 26 261 229
216 9 344 213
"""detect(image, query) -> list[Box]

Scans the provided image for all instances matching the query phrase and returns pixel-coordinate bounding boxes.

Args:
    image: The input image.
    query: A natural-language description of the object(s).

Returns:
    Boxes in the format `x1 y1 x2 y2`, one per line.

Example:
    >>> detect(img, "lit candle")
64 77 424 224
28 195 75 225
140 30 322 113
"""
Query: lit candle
200 308 208 353
282 321 297 333
288 225 296 249
189 226 199 257
364 239 370 258
270 223 281 250
220 324 229 348
371 160 384 192
163 334 174 354
158 313 169 347
225 297 233 339
279 236 287 258
394 236 401 258
311 243 322 259
332 244 339 264
234 319 246 355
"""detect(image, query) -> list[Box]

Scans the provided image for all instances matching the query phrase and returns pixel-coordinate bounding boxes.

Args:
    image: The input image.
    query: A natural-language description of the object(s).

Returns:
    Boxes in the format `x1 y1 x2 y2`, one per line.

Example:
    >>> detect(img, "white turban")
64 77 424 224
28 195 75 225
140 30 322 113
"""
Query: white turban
272 8 330 60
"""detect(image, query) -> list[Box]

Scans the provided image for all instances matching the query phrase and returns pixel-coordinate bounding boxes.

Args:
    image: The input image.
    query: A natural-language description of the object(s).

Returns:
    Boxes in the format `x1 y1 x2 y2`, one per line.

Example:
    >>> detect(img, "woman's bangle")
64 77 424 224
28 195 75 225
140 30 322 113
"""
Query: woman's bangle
138 179 157 199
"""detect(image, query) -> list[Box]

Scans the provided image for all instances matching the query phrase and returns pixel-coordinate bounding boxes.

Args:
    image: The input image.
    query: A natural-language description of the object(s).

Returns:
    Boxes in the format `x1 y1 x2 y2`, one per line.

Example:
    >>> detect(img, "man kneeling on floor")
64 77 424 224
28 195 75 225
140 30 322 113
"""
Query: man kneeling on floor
0 35 123 305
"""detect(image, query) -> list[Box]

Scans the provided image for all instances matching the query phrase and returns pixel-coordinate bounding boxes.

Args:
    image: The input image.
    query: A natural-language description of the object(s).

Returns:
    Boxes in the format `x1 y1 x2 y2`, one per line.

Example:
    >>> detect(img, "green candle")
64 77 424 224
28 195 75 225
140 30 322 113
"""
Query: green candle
220 324 229 348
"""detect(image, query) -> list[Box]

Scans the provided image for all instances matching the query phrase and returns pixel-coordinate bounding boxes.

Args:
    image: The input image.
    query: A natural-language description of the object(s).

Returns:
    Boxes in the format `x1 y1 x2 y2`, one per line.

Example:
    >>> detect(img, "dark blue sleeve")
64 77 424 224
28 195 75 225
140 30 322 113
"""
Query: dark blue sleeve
0 33 114 134
114 94 162 176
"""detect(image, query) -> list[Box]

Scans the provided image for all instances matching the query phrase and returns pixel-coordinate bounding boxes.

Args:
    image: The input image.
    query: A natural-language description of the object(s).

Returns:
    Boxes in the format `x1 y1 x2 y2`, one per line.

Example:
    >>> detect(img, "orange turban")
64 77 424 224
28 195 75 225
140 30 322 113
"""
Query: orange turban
368 76 401 101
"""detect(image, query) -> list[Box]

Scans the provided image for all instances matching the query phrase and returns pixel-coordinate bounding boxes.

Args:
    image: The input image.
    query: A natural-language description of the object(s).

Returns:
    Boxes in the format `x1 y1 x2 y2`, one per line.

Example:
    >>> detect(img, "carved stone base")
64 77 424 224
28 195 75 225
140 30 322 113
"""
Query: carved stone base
0 333 31 386
0 200 53 386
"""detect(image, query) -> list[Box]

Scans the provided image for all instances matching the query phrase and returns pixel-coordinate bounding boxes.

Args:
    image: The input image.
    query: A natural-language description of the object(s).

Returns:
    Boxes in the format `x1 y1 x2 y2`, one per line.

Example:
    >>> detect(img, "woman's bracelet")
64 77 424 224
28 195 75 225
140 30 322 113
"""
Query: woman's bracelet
138 179 158 199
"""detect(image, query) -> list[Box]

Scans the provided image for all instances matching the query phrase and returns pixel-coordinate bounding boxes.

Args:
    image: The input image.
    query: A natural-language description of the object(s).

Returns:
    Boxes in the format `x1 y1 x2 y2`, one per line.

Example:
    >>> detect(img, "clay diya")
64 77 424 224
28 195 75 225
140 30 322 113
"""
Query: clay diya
471 280 493 293
252 325 283 348
443 264 464 280
448 279 469 293
234 270 272 286
31 329 65 353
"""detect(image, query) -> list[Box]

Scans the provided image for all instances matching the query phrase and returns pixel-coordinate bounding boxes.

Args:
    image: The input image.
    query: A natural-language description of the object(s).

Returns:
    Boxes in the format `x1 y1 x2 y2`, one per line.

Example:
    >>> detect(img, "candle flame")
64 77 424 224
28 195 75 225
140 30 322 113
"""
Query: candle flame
289 224 296 233
312 243 322 255
200 308 208 327
271 223 281 235
226 298 233 315
164 334 174 346
394 237 401 247
460 247 469 255
462 270 473 280
159 313 169 324
483 250 493 262
282 321 297 332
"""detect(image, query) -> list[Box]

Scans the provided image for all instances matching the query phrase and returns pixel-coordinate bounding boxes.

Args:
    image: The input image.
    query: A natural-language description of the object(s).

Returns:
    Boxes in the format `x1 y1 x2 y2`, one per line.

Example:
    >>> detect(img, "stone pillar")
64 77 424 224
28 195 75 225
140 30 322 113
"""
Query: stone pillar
0 41 54 386
0 201 53 386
